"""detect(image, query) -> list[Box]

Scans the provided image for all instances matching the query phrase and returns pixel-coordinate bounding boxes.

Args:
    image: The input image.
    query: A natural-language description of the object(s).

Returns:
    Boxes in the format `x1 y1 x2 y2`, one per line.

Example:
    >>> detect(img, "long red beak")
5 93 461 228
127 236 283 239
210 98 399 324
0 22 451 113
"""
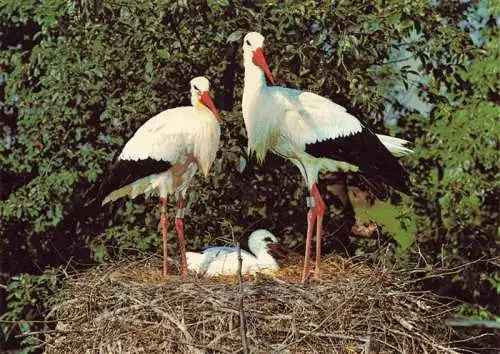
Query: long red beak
267 242 292 259
252 48 275 85
200 91 220 120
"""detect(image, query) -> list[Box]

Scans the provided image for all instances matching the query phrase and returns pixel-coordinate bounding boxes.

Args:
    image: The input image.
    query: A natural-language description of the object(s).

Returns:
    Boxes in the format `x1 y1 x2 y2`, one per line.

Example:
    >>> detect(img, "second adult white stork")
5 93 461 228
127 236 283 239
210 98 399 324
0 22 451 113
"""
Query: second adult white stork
241 32 412 283
98 76 220 279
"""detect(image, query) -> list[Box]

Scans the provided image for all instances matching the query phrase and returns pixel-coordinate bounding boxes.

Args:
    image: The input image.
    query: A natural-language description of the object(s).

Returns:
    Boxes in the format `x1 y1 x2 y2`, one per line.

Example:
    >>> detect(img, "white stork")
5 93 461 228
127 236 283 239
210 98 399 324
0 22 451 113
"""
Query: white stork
186 229 280 276
241 32 412 283
98 76 220 279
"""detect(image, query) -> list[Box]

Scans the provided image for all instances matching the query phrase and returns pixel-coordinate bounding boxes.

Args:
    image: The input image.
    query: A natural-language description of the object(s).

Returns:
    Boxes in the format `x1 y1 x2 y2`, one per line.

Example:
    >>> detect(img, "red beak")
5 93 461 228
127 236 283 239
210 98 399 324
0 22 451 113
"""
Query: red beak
252 48 275 85
200 91 220 120
267 242 292 259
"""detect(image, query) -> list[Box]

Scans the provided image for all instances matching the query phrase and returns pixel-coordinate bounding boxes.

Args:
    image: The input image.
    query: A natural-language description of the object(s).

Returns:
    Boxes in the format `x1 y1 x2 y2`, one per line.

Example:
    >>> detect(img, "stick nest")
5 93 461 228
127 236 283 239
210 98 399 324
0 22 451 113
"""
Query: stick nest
45 255 460 353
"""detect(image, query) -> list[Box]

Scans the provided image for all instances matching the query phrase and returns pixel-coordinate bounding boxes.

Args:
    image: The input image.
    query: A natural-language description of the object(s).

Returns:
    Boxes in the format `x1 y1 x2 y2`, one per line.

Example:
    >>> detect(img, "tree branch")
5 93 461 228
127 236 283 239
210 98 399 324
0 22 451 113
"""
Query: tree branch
236 241 249 354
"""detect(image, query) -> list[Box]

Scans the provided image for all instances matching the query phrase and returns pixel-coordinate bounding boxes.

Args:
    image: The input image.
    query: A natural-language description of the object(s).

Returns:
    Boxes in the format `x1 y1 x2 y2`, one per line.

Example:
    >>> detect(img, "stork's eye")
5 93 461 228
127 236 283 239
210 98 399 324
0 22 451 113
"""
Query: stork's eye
193 85 200 92
246 40 251 46
263 237 273 242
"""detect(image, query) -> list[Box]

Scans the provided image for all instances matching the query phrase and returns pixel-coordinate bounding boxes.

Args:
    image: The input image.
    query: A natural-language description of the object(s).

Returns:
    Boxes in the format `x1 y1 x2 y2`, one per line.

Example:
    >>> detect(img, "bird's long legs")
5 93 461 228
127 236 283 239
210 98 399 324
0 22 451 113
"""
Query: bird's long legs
311 184 326 280
175 195 188 279
302 202 316 283
160 196 168 276
301 183 326 283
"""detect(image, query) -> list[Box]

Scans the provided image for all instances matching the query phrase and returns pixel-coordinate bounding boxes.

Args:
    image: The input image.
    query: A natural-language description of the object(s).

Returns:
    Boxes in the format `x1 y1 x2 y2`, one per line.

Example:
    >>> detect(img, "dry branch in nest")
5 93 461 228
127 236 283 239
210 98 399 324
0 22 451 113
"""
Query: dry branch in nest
43 255 461 353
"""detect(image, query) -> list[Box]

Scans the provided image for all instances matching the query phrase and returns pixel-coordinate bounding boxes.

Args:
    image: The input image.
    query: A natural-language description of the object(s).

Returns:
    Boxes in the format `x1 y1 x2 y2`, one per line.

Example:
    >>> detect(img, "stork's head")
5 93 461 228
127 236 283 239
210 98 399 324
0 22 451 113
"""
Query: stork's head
243 32 275 84
248 229 279 255
190 76 220 119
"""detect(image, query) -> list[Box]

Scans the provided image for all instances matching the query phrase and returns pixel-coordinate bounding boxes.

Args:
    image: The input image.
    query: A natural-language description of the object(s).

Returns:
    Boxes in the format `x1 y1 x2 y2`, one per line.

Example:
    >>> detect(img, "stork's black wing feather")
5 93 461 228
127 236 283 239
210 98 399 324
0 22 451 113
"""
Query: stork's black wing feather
305 128 411 194
97 158 172 202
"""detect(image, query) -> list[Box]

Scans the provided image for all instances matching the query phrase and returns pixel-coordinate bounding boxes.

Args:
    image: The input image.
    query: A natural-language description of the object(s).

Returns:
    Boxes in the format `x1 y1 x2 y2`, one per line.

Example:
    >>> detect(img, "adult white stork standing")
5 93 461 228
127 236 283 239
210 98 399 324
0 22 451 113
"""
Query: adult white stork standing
98 76 220 279
241 32 412 283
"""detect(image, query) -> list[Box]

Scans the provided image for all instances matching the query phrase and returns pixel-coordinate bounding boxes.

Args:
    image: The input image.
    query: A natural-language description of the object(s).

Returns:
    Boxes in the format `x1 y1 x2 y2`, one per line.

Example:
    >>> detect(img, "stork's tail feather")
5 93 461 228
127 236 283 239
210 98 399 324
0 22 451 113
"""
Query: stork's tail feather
375 134 413 194
98 158 172 205
101 177 154 205
306 131 412 195
101 185 131 205
376 134 413 157
101 184 134 206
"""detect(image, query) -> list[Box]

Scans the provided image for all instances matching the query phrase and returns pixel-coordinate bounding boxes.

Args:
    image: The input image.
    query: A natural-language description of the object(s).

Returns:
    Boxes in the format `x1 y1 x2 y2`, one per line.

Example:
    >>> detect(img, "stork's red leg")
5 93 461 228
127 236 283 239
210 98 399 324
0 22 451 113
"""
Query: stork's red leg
311 184 326 281
160 196 168 277
302 194 317 283
175 195 188 279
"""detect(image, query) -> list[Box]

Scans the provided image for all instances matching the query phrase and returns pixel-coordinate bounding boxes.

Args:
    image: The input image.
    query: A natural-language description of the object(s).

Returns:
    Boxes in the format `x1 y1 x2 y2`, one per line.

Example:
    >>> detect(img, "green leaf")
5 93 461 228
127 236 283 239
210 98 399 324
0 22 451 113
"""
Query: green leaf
238 155 247 173
145 60 153 73
226 30 243 43
156 48 169 59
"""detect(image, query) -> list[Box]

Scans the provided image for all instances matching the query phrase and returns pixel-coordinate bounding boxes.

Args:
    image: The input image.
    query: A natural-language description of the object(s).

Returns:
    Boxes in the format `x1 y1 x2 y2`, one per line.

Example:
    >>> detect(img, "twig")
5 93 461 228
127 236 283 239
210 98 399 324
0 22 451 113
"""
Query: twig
364 322 372 354
15 328 99 338
152 307 194 342
363 336 371 354
445 319 500 329
407 256 494 277
387 328 461 354
236 241 249 354
448 332 497 344
280 301 353 350
159 336 232 354
296 330 369 342
225 221 249 354
94 303 147 323
0 319 60 324
207 328 239 348
152 307 204 354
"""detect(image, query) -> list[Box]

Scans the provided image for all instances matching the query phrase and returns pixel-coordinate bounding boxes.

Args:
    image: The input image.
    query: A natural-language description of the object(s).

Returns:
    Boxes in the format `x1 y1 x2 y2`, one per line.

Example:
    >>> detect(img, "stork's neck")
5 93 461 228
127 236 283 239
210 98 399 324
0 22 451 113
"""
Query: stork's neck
242 59 275 162
243 62 267 92
193 103 215 120
254 248 278 269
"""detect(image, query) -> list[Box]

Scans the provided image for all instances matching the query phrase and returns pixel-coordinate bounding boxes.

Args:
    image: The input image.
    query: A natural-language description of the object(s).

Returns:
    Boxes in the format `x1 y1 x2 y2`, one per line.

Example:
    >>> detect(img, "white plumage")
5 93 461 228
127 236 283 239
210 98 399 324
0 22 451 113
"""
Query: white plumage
241 32 412 283
104 106 220 203
99 76 221 279
186 229 280 276
119 105 220 174
375 134 413 157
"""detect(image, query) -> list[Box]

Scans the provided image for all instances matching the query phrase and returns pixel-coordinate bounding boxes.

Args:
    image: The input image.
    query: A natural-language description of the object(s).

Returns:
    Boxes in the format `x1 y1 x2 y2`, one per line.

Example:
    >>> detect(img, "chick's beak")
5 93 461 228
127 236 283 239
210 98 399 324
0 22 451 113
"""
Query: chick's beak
252 47 275 85
200 91 220 119
267 242 291 259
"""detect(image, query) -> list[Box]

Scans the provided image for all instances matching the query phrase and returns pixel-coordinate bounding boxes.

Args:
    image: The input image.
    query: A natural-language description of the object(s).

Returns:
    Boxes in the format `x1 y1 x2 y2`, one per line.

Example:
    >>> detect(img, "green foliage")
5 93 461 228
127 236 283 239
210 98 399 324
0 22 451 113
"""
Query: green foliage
0 270 62 350
456 303 500 322
402 28 499 309
352 193 416 249
90 218 160 262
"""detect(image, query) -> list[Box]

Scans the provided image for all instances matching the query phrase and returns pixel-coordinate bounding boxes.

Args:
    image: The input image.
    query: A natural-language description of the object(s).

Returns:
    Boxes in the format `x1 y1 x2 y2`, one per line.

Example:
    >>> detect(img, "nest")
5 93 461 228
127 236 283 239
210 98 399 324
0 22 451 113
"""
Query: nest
44 255 461 353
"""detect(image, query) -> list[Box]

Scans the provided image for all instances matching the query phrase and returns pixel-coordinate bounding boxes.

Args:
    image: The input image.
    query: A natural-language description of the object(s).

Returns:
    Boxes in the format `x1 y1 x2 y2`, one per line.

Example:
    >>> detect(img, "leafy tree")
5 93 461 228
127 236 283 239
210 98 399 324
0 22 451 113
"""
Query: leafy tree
404 24 499 310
